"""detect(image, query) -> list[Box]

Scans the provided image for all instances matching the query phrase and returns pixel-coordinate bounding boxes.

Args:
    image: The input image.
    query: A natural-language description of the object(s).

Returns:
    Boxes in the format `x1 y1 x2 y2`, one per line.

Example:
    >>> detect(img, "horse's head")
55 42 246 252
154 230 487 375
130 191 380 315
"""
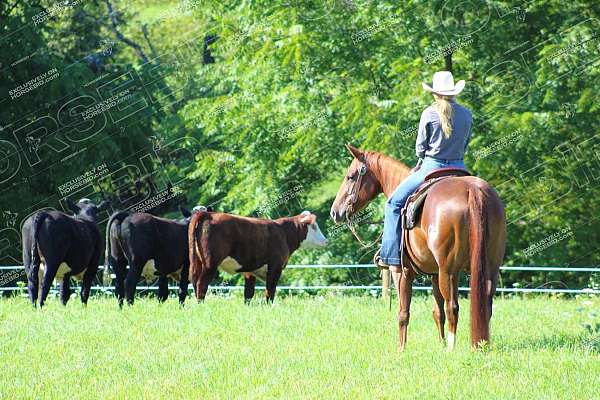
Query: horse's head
330 144 382 224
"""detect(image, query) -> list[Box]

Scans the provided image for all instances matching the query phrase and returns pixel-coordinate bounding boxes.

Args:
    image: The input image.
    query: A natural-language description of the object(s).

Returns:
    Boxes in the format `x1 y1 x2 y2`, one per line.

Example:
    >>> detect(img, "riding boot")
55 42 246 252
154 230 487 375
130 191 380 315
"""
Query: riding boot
374 248 390 270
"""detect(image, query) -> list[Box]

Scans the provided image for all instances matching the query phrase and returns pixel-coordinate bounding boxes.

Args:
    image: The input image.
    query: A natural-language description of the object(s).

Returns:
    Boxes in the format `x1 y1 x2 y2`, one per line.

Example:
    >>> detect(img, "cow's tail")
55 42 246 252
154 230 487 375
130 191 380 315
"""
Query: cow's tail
468 187 490 349
188 211 210 286
104 211 129 272
30 212 49 276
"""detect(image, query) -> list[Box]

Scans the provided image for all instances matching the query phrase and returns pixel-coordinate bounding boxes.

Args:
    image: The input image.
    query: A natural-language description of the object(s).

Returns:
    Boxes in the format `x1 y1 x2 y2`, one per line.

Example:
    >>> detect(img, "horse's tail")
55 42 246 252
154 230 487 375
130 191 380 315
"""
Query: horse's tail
188 211 210 293
104 211 129 272
30 212 49 275
468 187 490 348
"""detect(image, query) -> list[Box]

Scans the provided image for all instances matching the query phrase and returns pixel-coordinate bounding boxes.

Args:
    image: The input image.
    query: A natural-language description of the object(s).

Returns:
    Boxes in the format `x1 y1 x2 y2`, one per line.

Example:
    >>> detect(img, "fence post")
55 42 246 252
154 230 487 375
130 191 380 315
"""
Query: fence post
382 269 390 298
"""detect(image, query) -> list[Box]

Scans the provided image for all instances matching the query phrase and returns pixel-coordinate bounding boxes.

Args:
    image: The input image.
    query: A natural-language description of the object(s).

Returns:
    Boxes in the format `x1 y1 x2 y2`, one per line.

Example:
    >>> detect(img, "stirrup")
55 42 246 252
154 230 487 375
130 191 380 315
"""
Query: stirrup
373 248 390 270
374 248 402 272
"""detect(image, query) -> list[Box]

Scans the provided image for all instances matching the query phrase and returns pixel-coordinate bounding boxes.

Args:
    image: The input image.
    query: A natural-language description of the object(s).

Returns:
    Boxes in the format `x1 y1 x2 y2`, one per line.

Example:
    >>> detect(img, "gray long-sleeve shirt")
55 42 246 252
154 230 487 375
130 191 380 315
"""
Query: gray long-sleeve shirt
415 101 473 161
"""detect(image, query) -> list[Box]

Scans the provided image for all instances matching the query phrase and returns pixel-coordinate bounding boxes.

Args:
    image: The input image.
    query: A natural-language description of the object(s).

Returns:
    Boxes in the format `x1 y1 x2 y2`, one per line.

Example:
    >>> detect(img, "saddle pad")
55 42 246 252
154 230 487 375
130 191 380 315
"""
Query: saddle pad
424 167 470 181
403 178 441 230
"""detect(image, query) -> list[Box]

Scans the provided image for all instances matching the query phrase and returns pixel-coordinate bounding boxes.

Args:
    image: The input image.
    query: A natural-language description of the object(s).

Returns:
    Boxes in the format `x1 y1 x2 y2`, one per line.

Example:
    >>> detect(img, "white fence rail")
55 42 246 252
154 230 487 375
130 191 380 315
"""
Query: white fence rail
1 264 599 294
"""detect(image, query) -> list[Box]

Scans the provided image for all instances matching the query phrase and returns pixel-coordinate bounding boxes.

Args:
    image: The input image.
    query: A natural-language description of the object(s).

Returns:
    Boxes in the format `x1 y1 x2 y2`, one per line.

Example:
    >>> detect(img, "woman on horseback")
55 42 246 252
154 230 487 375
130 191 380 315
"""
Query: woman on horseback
377 71 473 269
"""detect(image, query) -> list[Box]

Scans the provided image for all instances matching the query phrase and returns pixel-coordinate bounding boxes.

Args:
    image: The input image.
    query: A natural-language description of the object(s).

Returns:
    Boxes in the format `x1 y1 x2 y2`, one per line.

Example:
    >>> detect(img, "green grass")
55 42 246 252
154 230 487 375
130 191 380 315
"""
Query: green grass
0 294 599 399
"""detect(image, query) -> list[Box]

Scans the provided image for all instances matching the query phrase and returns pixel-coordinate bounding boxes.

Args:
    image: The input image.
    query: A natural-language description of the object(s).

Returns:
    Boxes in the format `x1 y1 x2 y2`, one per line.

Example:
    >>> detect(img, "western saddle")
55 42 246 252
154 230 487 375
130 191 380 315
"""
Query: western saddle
399 167 471 275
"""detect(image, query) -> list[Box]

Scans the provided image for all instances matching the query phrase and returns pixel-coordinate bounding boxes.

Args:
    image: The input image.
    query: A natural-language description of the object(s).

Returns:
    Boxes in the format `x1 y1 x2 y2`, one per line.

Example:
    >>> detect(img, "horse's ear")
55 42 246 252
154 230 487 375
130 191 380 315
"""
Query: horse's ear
345 144 364 161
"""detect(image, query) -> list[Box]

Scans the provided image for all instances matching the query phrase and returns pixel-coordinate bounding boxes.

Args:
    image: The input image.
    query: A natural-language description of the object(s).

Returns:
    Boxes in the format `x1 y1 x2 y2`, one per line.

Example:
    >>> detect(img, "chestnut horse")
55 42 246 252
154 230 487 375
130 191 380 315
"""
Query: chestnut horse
330 145 506 350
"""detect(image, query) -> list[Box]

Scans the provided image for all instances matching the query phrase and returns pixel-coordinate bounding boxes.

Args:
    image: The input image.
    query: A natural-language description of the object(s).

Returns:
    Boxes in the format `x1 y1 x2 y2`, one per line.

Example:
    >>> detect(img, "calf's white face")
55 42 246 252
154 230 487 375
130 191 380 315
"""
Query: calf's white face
299 211 328 249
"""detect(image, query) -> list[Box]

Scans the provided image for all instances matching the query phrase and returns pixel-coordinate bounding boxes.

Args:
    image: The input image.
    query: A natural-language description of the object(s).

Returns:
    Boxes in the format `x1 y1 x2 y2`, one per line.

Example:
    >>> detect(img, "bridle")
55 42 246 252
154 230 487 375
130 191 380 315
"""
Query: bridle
345 159 367 215
345 158 383 248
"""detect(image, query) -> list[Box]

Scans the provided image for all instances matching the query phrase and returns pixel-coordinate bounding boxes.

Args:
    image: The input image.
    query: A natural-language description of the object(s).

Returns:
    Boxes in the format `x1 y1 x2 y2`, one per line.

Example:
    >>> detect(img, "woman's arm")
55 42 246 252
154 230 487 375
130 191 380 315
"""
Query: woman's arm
416 109 430 159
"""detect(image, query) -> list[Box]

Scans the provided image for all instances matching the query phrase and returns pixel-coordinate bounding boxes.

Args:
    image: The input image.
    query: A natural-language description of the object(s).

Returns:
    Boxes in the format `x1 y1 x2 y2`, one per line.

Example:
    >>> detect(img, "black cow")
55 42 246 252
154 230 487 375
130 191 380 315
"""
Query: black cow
105 205 212 307
22 198 108 307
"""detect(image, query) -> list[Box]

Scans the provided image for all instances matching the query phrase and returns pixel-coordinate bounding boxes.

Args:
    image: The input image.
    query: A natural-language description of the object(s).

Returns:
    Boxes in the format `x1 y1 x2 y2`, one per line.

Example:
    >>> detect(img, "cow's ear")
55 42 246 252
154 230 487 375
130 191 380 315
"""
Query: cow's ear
300 211 316 225
206 206 214 212
97 200 110 211
65 198 80 213
180 206 191 218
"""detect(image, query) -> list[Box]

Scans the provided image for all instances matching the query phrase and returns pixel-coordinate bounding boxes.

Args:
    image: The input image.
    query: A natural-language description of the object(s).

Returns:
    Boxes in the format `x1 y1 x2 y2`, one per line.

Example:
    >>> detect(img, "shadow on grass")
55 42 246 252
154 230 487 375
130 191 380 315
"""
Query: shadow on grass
496 332 600 354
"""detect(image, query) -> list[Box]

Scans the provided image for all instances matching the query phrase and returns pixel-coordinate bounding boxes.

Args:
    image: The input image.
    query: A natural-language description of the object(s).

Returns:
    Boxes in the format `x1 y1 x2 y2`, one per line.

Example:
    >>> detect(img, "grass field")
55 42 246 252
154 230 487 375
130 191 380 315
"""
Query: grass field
0 294 599 399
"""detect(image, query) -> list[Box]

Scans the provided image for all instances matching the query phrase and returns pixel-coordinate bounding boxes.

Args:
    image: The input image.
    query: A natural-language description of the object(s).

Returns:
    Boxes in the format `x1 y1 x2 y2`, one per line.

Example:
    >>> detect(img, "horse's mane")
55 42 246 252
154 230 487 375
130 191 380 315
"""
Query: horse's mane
364 151 411 197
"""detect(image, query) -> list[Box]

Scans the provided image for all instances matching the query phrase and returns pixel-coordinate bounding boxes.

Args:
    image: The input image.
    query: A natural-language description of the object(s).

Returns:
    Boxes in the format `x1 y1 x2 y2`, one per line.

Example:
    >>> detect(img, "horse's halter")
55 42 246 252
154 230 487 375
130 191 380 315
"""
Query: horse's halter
345 160 368 215
344 159 383 248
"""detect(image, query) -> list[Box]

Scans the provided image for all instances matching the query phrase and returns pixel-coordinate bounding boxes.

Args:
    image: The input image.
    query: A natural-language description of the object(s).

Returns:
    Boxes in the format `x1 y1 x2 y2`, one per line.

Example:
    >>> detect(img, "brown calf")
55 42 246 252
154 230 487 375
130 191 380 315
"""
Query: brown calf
188 211 327 302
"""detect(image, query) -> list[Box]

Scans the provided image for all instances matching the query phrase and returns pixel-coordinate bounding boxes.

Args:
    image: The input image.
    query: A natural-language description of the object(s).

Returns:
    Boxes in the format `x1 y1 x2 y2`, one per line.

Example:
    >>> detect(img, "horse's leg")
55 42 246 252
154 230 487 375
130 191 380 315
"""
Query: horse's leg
438 271 460 351
398 268 415 352
431 275 446 342
391 270 402 344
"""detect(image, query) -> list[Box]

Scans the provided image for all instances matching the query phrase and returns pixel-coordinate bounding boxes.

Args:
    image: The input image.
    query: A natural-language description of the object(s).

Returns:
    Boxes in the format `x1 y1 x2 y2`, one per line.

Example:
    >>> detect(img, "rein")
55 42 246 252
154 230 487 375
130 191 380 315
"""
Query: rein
346 220 383 249
345 159 383 249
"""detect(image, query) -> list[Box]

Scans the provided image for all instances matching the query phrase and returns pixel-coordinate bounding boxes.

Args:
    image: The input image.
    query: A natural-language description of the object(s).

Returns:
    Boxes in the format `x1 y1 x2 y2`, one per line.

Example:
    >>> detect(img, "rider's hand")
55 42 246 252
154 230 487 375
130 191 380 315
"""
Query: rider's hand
411 159 423 173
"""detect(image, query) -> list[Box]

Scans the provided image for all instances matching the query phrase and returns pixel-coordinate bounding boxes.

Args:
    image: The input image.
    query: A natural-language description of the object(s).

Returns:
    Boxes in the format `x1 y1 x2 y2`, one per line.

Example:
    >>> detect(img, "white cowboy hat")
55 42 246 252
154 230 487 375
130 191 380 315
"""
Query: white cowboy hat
422 71 465 96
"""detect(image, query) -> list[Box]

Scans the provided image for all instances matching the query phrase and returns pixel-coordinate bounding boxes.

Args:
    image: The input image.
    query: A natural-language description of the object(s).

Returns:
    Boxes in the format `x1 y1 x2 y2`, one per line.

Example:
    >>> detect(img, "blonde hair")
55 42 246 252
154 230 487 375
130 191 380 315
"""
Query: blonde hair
432 94 455 137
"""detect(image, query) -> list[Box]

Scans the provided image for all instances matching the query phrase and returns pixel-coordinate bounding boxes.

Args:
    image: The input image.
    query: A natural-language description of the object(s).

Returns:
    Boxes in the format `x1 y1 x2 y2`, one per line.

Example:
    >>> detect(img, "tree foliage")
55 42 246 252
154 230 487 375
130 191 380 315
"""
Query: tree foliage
1 0 599 290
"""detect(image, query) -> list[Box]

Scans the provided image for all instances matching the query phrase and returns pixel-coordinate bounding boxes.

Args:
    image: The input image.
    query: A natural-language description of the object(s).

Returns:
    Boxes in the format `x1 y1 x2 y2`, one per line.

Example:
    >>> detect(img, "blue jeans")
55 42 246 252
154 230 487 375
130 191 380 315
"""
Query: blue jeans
380 157 466 265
